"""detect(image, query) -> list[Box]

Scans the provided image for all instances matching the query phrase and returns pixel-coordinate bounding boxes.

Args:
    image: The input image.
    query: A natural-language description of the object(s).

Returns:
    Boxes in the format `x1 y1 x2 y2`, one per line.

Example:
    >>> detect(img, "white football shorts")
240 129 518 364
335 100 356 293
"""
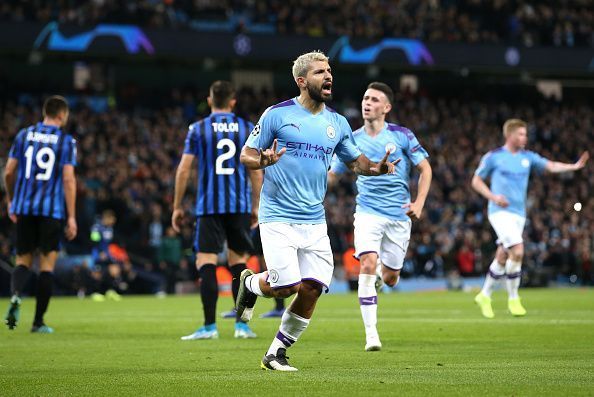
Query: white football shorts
488 210 526 249
259 222 334 292
353 211 412 270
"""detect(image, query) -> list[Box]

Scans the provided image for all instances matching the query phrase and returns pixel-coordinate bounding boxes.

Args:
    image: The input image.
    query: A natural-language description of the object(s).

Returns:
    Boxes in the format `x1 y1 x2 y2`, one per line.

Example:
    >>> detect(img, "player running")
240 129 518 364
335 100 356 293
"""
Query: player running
472 119 589 318
237 51 399 371
172 81 262 339
329 82 432 351
4 95 78 333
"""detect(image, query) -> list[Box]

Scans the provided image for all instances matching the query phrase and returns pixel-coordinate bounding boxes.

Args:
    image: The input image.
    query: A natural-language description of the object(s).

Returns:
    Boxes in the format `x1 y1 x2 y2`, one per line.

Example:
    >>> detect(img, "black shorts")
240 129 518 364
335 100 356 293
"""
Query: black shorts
193 214 254 254
250 226 263 256
16 216 62 255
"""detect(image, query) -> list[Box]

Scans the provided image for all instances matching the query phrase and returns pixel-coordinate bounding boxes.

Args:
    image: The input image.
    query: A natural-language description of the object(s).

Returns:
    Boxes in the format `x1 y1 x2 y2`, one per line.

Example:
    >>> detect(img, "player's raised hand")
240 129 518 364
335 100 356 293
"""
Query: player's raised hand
492 194 509 208
402 201 424 220
370 150 401 175
258 139 286 167
65 216 77 241
172 208 185 233
574 151 589 169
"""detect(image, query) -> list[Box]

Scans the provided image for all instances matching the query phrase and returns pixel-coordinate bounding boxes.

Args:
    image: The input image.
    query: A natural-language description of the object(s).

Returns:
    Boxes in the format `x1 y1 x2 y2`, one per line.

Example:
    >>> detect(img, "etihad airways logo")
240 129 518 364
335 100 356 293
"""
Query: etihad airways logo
287 141 332 161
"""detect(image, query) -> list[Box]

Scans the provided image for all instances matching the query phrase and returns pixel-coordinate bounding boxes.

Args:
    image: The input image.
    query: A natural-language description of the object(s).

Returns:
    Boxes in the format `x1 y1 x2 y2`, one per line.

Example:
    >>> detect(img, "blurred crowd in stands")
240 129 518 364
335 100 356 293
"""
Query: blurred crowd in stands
1 0 593 47
0 86 592 296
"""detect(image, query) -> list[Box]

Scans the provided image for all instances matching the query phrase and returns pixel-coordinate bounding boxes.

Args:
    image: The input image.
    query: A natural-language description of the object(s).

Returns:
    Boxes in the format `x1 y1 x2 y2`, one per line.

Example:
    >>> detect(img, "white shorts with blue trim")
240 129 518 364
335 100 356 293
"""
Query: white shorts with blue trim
259 222 333 292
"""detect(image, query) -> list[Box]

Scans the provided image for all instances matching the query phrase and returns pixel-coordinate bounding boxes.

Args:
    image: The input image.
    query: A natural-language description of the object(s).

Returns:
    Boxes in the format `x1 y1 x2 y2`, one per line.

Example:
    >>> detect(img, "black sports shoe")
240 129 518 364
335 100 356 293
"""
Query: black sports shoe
261 348 298 371
236 269 258 322
5 295 21 330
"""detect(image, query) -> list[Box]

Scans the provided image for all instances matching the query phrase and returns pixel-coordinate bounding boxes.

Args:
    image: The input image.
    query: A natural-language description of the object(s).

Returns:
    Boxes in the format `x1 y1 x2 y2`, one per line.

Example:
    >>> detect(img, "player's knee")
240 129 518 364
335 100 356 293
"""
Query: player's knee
299 280 323 299
509 244 524 262
359 254 377 274
273 283 300 298
383 270 400 287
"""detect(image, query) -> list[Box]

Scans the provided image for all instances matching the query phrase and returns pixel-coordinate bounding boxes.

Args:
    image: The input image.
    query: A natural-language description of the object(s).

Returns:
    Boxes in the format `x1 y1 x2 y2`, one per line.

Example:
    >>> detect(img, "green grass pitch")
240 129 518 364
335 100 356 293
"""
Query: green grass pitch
1 288 593 396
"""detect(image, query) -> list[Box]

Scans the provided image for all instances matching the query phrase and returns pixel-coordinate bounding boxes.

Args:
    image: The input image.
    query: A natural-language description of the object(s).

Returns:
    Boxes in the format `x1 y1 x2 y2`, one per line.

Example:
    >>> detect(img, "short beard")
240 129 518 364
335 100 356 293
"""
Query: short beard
306 83 332 103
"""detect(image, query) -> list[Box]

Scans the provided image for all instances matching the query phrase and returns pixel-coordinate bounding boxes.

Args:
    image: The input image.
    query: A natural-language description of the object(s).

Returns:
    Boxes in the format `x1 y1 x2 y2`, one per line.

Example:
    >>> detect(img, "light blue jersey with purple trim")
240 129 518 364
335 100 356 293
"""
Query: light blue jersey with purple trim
331 122 429 221
245 98 361 223
475 146 548 217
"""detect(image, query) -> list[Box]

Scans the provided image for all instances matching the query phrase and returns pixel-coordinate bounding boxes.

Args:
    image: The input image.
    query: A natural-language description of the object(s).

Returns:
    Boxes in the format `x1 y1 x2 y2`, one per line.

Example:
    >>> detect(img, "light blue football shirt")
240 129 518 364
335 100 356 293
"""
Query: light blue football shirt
245 98 361 223
331 123 429 221
475 146 548 217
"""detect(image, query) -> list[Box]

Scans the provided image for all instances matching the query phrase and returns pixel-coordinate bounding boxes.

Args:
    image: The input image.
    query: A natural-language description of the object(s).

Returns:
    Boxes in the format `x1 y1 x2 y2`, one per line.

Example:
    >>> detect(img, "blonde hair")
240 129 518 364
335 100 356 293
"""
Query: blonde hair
292 51 329 80
503 118 527 138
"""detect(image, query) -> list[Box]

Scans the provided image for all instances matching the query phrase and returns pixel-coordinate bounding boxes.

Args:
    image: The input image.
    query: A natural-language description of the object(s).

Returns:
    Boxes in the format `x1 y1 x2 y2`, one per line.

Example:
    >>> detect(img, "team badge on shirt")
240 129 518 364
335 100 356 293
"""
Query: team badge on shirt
521 159 530 168
385 142 397 154
326 125 336 139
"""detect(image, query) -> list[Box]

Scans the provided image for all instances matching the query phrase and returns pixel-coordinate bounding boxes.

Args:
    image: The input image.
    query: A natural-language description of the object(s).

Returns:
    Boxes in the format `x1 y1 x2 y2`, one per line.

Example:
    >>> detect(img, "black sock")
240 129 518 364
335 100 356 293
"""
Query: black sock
275 297 285 311
34 272 53 327
229 263 246 322
229 263 246 304
11 264 31 297
199 264 218 326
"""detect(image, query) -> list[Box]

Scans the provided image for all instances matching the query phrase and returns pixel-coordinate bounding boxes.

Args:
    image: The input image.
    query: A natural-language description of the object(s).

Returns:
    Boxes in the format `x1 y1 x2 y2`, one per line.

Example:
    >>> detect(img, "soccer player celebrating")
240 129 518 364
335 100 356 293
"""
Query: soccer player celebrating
472 119 589 318
4 95 78 333
329 82 432 351
237 51 398 371
173 81 262 340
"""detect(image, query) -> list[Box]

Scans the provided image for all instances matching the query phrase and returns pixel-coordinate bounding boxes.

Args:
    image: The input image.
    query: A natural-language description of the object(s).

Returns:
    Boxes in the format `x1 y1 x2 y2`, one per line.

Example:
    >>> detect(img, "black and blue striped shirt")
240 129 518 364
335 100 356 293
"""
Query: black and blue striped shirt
8 122 77 220
183 112 253 216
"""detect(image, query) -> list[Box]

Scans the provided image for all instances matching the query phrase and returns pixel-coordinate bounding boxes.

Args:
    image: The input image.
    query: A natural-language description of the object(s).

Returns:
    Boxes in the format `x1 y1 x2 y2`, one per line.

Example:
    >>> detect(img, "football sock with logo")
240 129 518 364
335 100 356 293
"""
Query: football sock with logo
267 310 310 355
33 272 53 327
358 274 378 338
199 264 218 326
481 259 506 298
229 263 246 322
505 259 522 299
11 264 31 297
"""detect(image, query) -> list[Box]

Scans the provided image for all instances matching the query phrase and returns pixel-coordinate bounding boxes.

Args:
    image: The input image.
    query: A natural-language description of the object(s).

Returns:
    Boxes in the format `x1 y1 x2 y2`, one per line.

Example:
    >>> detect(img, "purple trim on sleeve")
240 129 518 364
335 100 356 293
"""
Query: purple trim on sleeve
301 278 329 293
387 123 414 140
359 296 378 305
276 331 295 347
270 99 295 110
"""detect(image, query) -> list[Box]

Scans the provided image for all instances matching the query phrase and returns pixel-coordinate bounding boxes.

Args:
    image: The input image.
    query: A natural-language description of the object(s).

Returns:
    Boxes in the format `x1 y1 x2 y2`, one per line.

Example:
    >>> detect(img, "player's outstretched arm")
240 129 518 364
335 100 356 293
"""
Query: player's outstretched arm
403 159 432 220
471 174 508 207
172 154 194 233
240 139 286 169
545 151 589 173
3 158 18 223
63 164 77 240
347 151 400 176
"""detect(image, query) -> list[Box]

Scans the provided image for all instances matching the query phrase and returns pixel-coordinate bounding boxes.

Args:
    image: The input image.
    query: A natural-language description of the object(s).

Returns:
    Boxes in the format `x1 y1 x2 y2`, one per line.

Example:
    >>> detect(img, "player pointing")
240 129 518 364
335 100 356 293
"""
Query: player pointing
237 51 398 371
472 118 588 318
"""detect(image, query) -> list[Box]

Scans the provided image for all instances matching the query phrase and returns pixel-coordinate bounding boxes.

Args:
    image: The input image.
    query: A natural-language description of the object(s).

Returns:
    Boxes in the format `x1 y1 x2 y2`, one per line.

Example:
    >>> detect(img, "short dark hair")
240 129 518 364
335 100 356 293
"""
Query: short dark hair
209 80 236 109
42 95 69 118
367 82 394 105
